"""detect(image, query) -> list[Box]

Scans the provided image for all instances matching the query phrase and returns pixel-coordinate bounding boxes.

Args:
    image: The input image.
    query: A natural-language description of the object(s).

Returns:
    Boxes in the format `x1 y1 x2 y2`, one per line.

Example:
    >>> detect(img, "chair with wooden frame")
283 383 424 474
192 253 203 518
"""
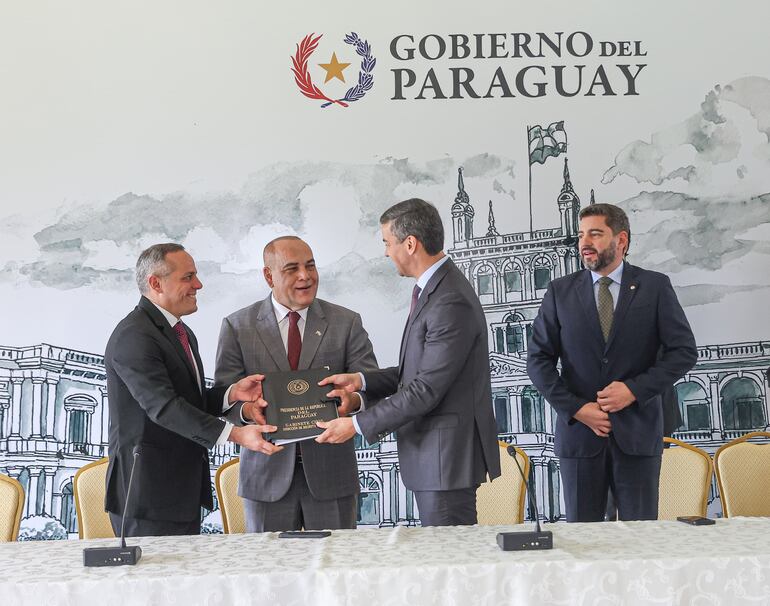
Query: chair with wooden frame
215 457 245 534
0 473 25 542
73 457 115 539
476 441 530 525
714 431 770 518
657 437 713 520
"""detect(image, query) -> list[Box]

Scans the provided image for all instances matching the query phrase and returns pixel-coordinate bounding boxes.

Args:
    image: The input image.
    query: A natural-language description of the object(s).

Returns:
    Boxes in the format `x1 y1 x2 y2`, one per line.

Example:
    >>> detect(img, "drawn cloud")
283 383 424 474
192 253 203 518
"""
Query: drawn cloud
0 154 515 292
602 76 770 191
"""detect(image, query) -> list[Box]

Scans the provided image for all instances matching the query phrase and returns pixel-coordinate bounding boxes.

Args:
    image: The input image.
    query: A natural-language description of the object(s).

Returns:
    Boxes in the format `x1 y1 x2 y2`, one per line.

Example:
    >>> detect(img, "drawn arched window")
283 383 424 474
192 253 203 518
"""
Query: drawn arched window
476 265 494 296
494 395 510 434
521 387 545 433
675 382 710 430
68 410 87 447
504 264 523 302
502 312 526 354
61 480 76 534
721 377 765 430
534 267 551 290
357 474 381 525
547 460 561 522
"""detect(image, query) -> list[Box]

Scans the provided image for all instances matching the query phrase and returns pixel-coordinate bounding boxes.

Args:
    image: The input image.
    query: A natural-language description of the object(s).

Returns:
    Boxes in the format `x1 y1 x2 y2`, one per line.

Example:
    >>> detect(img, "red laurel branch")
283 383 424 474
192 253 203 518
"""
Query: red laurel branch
291 33 349 108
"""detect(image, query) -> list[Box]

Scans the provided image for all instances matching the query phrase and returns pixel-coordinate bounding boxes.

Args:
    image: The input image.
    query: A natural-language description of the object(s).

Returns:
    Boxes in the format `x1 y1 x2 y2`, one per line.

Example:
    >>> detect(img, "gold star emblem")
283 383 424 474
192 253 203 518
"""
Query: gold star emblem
318 52 351 83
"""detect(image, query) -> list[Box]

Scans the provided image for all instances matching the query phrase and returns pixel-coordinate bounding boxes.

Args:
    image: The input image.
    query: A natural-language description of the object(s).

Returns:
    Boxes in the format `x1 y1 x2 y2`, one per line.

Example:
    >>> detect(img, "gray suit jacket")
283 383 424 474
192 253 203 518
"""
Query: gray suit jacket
214 295 378 502
356 259 502 492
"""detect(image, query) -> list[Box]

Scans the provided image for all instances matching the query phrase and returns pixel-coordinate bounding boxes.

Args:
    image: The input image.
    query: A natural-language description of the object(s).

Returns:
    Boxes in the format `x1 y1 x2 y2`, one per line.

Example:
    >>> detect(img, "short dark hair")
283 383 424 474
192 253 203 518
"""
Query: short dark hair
135 243 185 294
379 198 444 255
579 203 631 253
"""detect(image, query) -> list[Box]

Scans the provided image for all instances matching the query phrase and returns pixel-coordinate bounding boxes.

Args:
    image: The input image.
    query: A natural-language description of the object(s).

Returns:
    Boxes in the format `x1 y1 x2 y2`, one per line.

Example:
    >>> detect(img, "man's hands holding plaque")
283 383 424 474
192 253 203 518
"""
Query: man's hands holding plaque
314 372 362 444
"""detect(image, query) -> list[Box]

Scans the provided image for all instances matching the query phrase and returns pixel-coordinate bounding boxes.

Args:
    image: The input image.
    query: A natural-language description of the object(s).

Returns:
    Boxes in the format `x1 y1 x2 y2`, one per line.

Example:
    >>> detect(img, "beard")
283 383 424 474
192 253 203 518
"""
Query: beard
581 239 618 272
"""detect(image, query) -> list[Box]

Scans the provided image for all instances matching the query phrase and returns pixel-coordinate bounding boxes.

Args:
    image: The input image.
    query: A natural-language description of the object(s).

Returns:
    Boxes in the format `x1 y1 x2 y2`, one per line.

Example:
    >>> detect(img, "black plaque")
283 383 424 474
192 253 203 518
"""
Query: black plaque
261 367 339 444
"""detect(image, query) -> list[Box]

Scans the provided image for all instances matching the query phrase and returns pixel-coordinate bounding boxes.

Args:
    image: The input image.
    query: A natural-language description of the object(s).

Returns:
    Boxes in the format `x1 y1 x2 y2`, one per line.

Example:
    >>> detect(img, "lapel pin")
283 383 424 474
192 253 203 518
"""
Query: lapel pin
630 285 636 290
315 330 322 336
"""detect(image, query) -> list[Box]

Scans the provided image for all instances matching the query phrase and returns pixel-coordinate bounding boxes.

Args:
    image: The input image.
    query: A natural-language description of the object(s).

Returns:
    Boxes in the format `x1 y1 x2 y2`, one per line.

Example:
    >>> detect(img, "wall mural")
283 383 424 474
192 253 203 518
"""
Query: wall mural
1 2 769 537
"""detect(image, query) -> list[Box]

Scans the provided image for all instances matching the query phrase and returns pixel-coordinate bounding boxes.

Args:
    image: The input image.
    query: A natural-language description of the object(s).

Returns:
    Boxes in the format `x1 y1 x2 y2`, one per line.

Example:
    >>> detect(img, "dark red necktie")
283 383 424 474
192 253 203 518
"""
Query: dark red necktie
287 311 302 370
173 322 195 368
409 285 422 320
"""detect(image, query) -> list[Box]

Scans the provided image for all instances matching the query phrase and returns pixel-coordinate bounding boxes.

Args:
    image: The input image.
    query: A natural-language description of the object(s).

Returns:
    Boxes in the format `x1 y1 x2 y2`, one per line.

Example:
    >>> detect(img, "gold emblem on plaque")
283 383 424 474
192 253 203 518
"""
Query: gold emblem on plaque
287 379 310 395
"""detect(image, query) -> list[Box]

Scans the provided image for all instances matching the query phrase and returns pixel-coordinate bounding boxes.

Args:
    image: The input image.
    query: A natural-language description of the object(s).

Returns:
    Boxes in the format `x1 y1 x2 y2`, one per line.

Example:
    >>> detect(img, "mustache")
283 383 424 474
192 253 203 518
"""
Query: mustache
581 247 598 254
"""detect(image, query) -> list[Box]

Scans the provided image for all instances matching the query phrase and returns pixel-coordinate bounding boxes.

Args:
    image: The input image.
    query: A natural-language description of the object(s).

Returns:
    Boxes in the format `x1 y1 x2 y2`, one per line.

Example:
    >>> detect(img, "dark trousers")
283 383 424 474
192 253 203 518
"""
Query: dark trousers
243 463 357 532
109 512 200 538
560 435 661 523
414 486 479 527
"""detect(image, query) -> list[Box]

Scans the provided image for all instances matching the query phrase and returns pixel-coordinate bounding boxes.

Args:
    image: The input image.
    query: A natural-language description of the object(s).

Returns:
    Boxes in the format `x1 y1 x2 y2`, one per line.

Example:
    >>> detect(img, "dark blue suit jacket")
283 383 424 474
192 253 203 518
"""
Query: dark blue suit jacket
527 263 697 458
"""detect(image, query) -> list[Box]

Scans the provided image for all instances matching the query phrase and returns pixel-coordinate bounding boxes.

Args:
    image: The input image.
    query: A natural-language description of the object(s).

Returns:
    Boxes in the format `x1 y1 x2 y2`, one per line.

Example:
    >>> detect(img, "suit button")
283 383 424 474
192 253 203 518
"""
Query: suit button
602 358 608 364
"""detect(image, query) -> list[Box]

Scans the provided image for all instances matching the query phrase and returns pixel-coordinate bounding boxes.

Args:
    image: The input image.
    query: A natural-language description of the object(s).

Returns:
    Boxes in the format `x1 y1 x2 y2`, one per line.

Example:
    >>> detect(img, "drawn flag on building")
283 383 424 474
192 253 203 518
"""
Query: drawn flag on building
528 121 567 164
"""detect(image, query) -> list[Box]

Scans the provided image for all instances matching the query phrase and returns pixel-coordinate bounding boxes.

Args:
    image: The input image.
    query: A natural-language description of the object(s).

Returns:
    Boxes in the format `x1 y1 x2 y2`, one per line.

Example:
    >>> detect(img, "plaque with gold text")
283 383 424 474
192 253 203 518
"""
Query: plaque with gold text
261 367 340 445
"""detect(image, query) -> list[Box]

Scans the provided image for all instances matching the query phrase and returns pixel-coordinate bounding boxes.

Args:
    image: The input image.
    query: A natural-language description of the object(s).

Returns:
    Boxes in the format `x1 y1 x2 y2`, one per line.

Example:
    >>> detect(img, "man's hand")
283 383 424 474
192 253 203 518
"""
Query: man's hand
330 390 362 416
315 418 356 444
597 381 636 413
241 397 268 425
573 402 612 437
229 425 283 455
230 374 265 403
318 373 363 393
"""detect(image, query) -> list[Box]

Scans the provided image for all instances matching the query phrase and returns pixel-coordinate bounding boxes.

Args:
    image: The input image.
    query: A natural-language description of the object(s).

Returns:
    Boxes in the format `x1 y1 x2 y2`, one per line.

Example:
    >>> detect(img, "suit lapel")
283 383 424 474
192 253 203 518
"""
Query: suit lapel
299 300 327 370
574 270 606 350
398 258 453 370
255 296 291 372
138 297 201 388
605 263 640 352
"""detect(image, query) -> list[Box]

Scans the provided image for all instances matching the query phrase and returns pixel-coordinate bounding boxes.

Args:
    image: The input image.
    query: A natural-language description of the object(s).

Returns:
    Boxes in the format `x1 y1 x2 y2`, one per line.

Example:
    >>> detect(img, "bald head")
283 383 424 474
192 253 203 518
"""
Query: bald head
262 237 318 311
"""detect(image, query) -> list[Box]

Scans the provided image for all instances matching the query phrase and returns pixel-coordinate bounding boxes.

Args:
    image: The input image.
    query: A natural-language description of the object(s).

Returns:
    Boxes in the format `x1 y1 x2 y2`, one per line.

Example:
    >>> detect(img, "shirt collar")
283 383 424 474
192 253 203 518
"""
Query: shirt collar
271 294 309 322
150 300 180 327
591 261 625 285
416 255 449 291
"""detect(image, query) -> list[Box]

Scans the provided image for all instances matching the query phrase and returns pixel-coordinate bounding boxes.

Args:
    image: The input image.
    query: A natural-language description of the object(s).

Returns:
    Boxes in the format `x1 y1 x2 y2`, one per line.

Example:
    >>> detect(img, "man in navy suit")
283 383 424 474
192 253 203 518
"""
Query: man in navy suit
527 203 697 522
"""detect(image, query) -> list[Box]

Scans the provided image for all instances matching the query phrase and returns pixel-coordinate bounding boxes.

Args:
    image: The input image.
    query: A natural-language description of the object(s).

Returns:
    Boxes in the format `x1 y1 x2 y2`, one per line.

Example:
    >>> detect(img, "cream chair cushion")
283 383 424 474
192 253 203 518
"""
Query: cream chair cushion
658 438 713 520
216 458 245 534
0 473 25 542
716 433 770 517
476 442 529 525
74 458 115 539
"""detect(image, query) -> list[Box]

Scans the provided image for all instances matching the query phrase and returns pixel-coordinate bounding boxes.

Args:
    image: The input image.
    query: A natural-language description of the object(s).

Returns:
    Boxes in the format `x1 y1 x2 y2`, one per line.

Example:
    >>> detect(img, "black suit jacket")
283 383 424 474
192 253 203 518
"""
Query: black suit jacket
105 296 228 522
527 263 697 458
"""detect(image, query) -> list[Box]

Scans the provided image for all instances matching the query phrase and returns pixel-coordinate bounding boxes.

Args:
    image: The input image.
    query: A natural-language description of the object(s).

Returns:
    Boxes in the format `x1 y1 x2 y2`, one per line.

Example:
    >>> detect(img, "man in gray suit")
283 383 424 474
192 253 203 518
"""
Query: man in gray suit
316 198 501 526
214 236 378 532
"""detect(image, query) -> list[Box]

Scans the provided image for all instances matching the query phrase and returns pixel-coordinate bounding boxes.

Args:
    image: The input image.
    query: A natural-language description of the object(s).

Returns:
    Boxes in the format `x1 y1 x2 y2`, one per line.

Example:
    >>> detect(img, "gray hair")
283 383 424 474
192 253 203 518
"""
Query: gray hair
379 198 444 255
135 243 185 294
579 203 632 254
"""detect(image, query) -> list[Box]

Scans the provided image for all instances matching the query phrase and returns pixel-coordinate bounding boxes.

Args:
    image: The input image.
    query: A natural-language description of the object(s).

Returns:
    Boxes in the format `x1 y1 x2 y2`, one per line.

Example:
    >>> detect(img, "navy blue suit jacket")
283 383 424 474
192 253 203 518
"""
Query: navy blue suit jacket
527 263 697 458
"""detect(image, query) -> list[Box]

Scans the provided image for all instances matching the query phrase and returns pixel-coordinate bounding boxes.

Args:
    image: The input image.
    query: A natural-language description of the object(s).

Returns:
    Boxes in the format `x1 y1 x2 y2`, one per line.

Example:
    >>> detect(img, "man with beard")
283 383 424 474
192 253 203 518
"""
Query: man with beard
527 203 697 522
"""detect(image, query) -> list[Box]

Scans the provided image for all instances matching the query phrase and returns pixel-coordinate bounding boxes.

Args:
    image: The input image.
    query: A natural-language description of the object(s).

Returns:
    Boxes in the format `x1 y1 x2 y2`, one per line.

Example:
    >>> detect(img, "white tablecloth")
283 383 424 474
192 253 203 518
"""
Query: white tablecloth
1 518 769 605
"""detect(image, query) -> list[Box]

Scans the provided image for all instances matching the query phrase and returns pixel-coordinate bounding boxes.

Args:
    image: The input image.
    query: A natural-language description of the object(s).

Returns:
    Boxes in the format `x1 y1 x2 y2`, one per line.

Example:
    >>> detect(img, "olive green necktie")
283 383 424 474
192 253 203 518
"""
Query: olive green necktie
597 276 614 342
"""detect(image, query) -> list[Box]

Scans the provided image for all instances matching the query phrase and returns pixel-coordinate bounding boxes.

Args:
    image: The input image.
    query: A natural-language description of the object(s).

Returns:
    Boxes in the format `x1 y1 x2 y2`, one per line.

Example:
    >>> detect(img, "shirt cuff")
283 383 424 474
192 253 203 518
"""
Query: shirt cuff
352 415 363 435
222 384 236 413
216 420 234 445
358 372 367 392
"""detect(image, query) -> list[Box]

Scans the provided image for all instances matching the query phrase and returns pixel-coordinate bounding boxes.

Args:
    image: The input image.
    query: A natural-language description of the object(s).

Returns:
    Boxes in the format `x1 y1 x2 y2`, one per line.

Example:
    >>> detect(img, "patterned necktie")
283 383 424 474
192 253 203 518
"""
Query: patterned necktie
409 285 422 320
173 322 195 368
597 276 614 342
287 311 302 370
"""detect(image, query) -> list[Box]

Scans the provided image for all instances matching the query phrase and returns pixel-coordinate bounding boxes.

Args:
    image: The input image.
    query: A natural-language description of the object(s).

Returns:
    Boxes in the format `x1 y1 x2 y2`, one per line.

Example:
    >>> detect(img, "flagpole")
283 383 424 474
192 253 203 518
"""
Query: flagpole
527 125 533 238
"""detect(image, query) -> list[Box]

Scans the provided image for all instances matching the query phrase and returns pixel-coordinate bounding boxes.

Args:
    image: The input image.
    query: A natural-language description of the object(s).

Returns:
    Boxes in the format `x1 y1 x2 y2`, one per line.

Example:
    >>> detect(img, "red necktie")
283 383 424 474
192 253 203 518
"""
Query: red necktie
173 322 195 369
409 285 422 320
287 311 302 370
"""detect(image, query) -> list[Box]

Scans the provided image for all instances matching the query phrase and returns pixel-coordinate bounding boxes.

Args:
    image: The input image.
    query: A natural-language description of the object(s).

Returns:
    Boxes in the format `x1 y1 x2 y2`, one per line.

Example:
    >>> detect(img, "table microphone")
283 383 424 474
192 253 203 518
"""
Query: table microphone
496 445 553 551
83 446 143 567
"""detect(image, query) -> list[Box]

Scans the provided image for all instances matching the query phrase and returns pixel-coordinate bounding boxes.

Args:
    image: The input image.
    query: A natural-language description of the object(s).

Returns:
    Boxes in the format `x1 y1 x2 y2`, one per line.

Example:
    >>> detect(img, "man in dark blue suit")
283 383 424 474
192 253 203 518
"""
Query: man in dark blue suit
527 203 697 522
